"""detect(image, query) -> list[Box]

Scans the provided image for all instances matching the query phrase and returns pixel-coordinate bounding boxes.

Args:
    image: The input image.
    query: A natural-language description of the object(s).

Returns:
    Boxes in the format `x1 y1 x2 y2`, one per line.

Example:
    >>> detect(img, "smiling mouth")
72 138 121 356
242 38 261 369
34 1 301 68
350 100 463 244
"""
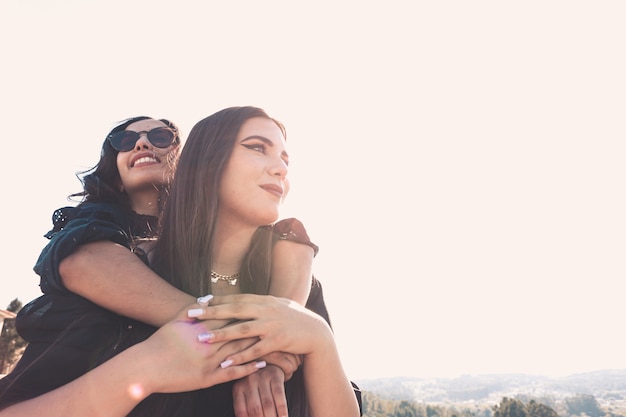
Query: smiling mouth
132 156 159 167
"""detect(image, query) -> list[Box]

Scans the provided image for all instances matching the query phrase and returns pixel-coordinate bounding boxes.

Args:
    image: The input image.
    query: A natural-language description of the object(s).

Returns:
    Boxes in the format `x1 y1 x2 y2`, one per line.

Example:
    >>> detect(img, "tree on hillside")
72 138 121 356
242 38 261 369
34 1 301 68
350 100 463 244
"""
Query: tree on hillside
493 398 528 417
396 400 419 417
493 397 560 417
0 298 27 374
525 400 559 417
361 391 482 417
565 394 605 417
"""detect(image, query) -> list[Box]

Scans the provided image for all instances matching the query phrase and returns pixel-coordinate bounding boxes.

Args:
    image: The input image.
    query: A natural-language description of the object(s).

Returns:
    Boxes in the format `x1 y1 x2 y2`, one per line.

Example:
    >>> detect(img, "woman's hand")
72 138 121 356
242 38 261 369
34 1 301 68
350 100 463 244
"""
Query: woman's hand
230 352 300 417
187 295 360 417
232 365 287 417
260 351 301 381
188 294 335 367
140 310 266 395
0 308 268 417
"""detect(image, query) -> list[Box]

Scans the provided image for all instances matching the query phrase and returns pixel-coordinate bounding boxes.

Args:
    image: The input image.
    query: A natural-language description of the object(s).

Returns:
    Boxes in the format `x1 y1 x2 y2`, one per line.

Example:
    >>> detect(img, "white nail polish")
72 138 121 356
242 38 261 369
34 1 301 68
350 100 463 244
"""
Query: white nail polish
255 361 267 369
197 333 213 343
197 294 213 306
188 308 203 318
220 359 234 368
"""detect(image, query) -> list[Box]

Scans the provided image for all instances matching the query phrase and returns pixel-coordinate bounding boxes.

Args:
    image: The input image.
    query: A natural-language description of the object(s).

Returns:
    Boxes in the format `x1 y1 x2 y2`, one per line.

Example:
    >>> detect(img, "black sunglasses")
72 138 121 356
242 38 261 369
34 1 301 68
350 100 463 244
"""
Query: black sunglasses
107 127 177 152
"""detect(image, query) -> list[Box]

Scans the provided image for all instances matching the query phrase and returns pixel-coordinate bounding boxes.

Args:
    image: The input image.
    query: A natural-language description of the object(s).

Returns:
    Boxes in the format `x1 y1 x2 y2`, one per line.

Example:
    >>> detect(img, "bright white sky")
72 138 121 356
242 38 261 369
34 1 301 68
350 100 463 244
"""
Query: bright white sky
1 1 625 381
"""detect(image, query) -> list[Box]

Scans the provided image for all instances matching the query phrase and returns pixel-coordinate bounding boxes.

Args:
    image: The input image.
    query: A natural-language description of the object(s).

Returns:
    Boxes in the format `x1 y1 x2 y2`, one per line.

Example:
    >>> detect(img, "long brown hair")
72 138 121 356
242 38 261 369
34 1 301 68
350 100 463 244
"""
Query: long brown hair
151 106 287 296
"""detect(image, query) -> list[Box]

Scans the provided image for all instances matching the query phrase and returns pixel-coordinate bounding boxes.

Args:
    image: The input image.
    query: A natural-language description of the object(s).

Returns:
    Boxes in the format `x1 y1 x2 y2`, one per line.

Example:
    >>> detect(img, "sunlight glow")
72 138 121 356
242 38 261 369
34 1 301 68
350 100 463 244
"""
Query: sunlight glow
128 383 144 400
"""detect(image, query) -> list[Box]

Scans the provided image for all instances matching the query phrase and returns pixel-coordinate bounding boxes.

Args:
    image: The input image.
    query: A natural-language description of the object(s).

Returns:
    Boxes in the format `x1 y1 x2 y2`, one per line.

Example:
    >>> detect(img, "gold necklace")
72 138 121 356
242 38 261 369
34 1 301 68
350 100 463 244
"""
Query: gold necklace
210 271 240 286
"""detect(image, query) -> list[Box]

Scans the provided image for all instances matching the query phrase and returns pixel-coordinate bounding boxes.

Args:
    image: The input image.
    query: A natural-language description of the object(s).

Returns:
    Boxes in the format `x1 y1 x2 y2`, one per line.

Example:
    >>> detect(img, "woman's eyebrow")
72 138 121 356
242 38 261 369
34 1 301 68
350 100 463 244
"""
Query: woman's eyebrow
241 135 272 144
241 135 289 159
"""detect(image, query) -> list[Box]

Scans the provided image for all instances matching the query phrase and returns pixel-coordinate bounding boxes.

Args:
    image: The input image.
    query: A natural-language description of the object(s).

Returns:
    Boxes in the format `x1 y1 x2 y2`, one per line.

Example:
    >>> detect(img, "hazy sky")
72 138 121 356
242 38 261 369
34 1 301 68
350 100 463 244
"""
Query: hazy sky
1 1 625 381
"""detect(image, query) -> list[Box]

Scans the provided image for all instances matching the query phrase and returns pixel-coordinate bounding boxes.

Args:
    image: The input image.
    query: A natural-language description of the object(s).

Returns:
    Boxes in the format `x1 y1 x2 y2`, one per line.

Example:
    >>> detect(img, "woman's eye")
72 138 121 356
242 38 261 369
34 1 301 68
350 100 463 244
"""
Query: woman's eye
244 143 266 153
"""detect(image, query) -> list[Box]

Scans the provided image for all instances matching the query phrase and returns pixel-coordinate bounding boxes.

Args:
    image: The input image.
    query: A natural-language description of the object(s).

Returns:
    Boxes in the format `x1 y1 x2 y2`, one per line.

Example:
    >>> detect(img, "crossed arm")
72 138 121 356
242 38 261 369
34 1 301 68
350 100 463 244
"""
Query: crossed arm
0 312 266 416
0 294 359 417
59 238 313 326
59 238 315 416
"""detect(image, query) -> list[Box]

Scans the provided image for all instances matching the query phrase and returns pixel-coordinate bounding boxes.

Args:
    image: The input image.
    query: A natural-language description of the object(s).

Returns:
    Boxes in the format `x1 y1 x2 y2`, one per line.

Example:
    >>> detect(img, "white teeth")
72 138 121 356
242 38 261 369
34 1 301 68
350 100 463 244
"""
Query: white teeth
134 157 157 166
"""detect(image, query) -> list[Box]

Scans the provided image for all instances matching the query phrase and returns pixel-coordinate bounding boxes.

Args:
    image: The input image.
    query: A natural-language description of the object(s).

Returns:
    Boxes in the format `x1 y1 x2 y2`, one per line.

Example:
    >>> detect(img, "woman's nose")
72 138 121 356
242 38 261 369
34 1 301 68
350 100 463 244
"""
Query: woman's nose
135 134 152 150
271 159 288 178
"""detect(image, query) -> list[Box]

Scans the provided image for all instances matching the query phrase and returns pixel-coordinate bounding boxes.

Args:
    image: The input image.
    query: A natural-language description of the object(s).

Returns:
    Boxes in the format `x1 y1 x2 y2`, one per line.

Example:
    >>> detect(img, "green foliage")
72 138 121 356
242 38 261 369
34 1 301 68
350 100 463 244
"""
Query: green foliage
493 398 560 417
526 400 560 417
362 391 487 417
361 394 564 417
494 398 529 417
564 394 605 417
0 298 27 374
360 377 626 417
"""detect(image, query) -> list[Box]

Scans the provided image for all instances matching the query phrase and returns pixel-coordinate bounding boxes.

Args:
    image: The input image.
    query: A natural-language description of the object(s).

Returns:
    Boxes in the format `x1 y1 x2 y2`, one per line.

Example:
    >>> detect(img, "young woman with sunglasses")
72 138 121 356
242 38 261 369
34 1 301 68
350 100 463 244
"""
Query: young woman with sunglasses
0 114 345 415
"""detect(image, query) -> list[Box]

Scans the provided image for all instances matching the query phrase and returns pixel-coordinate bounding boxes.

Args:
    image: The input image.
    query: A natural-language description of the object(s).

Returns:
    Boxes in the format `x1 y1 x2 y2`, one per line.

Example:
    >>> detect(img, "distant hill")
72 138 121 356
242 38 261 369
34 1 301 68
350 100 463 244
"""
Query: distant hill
356 369 626 405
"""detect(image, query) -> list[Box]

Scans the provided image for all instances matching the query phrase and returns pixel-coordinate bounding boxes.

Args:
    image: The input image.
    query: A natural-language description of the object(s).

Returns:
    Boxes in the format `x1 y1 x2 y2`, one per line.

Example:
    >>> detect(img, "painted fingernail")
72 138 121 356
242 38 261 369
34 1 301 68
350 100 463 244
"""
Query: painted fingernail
197 333 214 343
188 308 204 318
220 359 234 368
255 361 267 369
197 294 213 306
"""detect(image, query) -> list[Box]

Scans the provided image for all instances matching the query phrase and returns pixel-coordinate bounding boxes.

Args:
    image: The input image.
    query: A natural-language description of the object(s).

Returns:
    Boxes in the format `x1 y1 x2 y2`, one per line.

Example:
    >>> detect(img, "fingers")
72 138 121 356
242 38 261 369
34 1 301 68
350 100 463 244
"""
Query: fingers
261 352 301 381
215 336 276 369
188 293 327 367
187 294 294 323
193 316 286 370
190 293 259 310
173 294 214 321
214 337 259 358
197 294 214 306
209 361 269 389
189 294 290 313
143 319 268 394
187 296 262 321
209 293 276 305
232 366 287 417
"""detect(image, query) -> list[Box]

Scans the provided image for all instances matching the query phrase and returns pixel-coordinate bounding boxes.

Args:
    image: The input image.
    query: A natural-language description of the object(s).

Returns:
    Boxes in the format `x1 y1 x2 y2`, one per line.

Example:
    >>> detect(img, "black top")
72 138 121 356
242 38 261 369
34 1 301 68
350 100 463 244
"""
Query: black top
0 204 156 410
0 203 360 415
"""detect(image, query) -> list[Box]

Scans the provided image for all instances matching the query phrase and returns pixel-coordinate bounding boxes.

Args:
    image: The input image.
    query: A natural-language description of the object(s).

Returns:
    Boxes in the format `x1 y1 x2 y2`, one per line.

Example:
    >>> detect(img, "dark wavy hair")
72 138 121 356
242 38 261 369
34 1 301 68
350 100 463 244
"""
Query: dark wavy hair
69 116 181 211
151 106 286 297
